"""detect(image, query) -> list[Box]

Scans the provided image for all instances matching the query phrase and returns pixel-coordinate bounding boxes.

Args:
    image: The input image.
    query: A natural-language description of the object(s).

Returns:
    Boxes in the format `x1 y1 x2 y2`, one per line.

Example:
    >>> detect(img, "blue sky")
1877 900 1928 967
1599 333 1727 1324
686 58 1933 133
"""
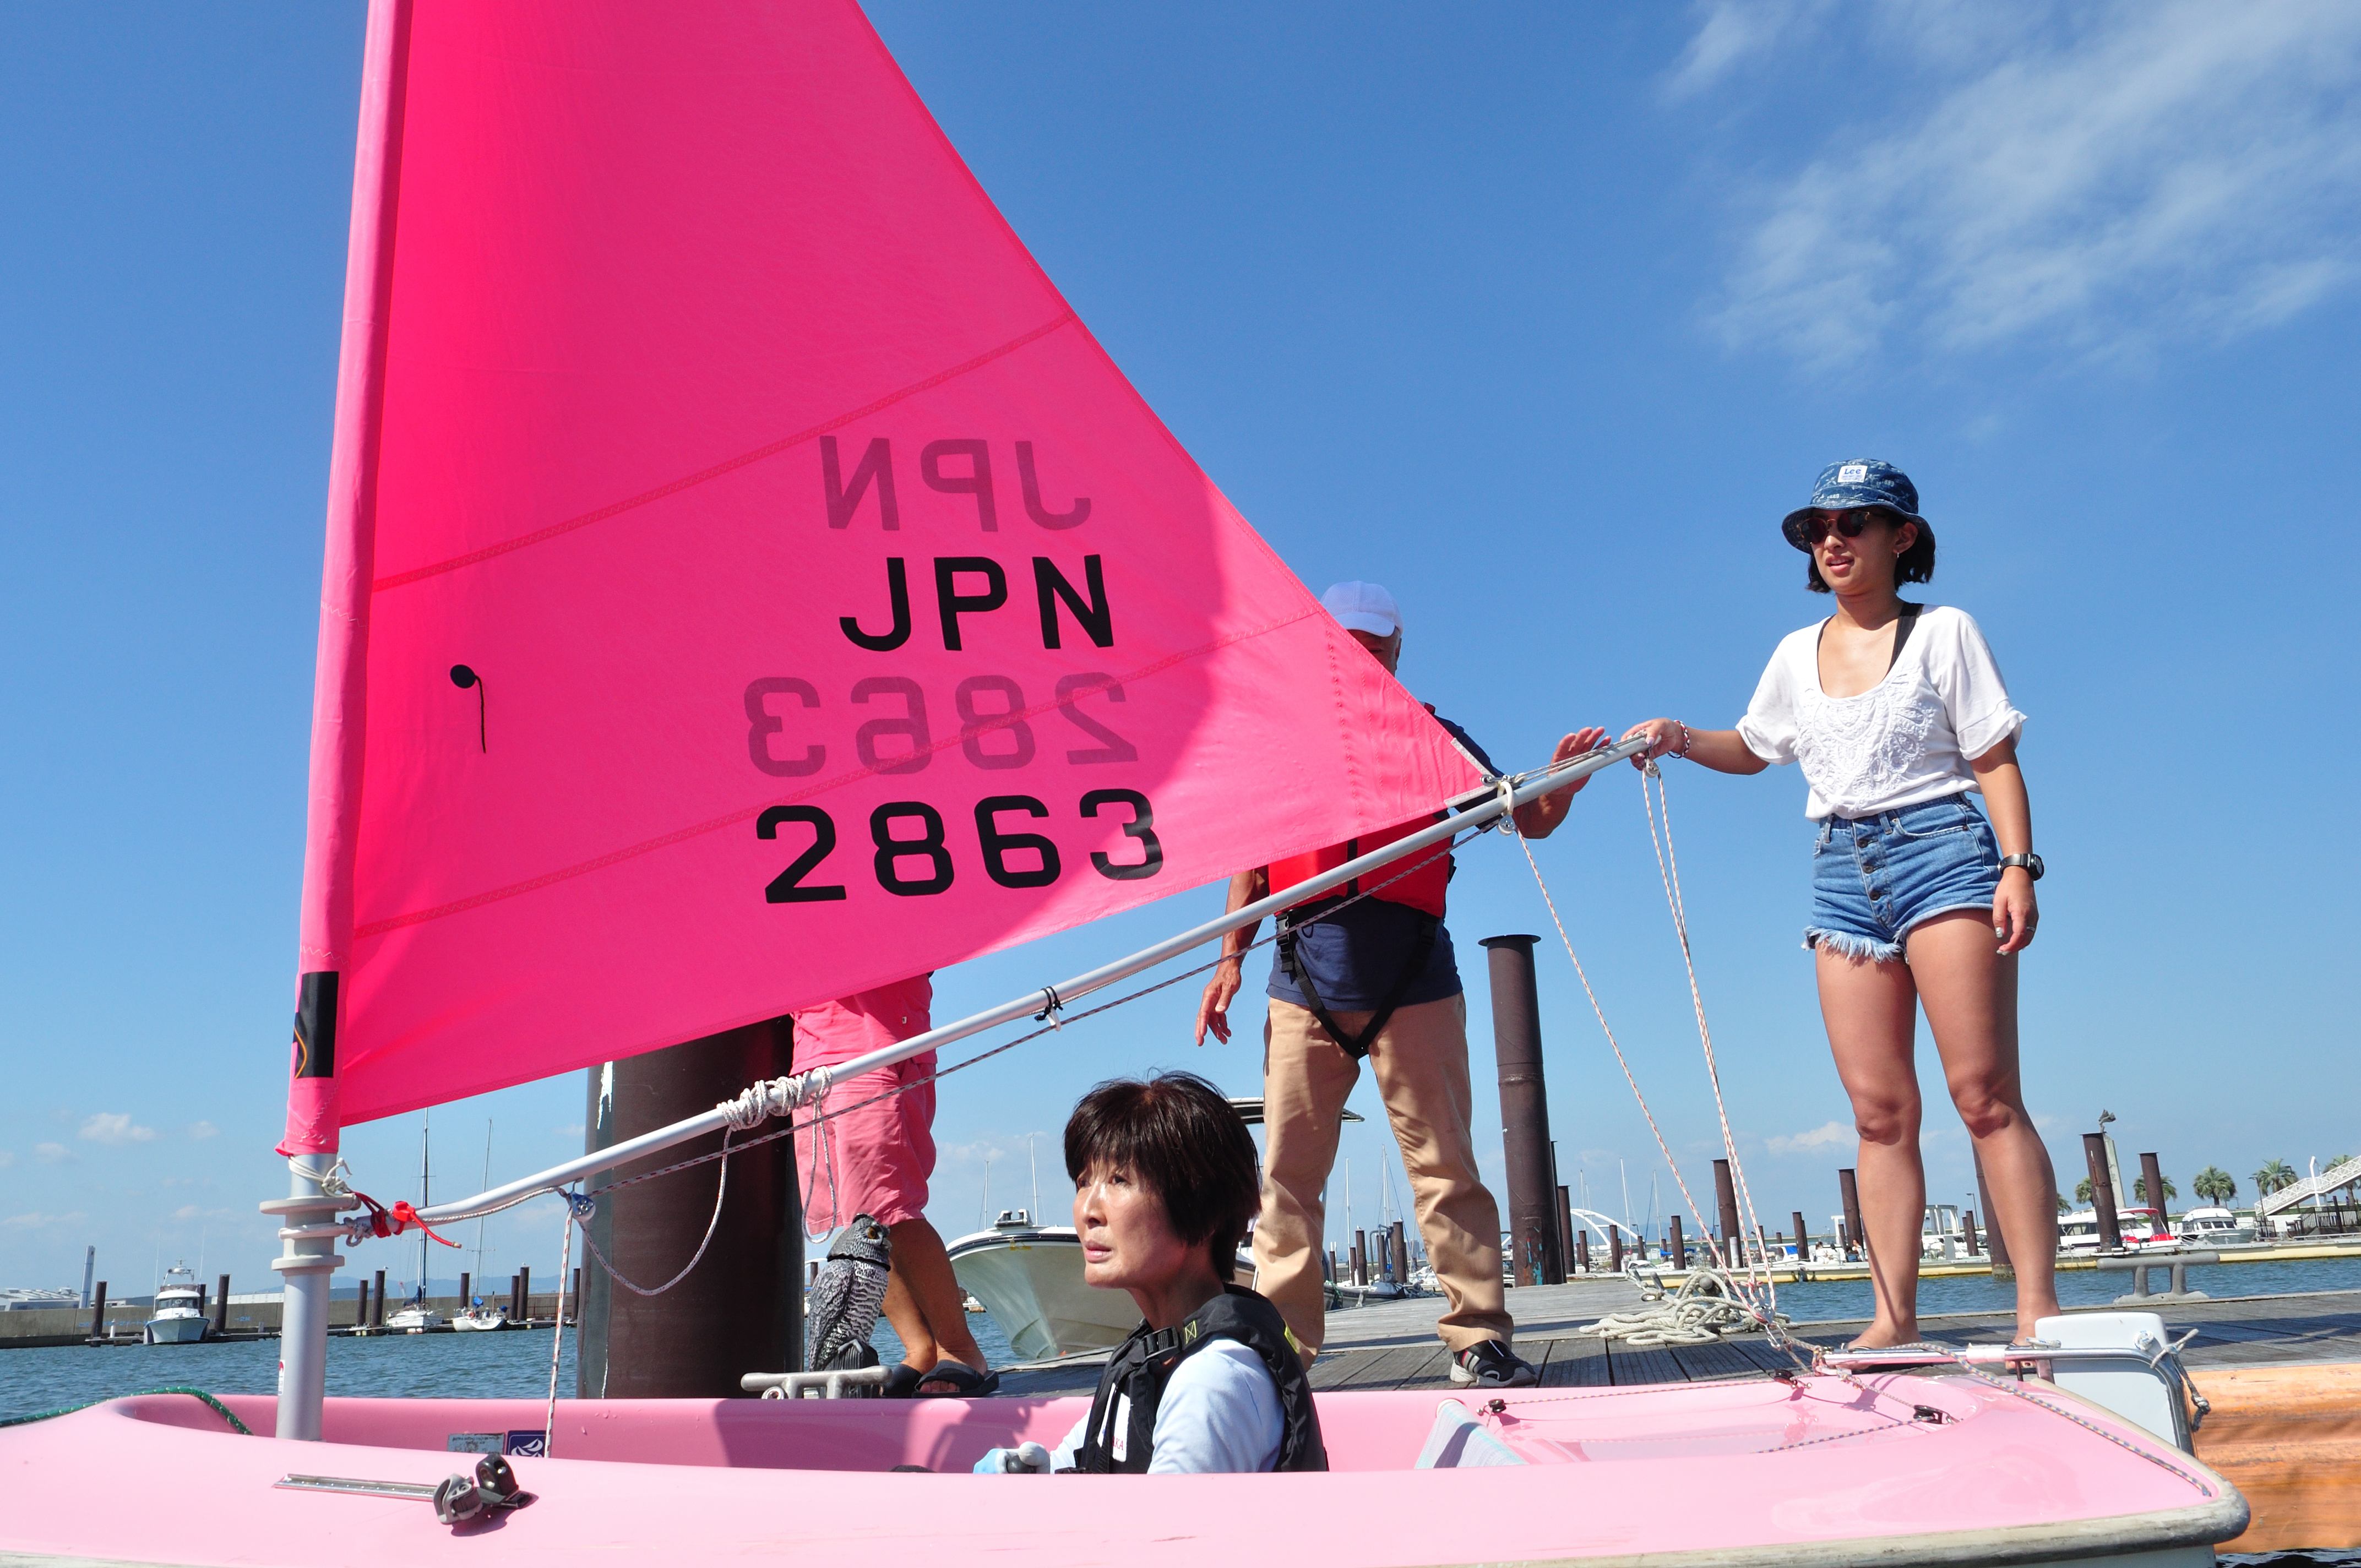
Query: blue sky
4 2 2358 1298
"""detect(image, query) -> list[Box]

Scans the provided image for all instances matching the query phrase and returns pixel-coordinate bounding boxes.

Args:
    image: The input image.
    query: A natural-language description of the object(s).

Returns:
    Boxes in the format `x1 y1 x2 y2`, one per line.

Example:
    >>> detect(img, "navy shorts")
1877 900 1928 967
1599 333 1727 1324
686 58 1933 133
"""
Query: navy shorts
1807 792 2002 963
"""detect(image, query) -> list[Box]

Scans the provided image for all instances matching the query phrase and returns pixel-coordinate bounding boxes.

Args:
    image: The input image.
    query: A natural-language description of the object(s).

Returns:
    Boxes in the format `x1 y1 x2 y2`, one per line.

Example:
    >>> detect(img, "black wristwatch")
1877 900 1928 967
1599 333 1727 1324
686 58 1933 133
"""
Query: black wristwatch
1998 852 2044 881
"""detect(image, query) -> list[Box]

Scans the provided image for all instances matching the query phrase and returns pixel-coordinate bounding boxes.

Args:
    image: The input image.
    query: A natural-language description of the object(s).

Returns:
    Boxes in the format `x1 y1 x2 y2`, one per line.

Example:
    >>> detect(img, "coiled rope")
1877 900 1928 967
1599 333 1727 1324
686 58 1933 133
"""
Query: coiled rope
1578 1260 1791 1346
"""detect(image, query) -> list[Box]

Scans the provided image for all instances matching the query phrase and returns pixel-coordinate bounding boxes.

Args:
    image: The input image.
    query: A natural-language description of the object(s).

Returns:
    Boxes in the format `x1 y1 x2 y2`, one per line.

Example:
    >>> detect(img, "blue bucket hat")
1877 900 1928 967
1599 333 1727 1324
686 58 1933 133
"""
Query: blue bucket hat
1780 459 1932 551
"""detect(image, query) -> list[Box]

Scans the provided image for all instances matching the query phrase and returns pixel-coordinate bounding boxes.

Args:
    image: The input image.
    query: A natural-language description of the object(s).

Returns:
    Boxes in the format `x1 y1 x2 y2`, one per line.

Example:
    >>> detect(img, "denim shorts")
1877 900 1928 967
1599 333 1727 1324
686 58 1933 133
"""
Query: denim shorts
1807 792 2001 962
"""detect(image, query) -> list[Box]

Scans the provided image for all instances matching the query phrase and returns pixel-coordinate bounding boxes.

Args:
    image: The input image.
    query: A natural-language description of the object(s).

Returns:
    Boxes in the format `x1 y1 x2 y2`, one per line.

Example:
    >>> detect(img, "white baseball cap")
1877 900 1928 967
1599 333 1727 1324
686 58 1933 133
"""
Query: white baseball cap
1321 580 1401 638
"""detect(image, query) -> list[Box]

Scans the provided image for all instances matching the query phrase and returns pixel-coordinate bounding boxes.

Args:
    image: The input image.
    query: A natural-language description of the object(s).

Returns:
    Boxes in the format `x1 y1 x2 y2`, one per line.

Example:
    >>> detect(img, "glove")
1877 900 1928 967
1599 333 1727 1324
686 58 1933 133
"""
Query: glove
970 1441 1052 1474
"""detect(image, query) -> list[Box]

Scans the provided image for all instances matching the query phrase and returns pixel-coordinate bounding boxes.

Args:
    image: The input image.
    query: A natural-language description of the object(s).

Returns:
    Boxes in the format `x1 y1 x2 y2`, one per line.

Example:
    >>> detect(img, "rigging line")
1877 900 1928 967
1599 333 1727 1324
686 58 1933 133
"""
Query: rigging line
543 1191 579 1456
1638 763 1776 1303
579 824 1495 1207
578 1134 736 1297
1504 811 1720 1274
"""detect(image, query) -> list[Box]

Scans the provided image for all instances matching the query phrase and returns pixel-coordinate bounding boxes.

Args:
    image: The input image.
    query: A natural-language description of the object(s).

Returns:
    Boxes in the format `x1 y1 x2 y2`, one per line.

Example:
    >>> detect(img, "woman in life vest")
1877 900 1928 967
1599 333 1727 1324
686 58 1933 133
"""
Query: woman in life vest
1622 460 2058 1348
972 1072 1325 1474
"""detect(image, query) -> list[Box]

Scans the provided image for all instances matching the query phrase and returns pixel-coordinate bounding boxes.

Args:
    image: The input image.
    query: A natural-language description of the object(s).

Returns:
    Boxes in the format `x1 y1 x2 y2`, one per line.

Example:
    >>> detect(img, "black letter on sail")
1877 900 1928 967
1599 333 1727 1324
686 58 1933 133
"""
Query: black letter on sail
935 557 1008 651
1035 555 1113 649
841 557 913 651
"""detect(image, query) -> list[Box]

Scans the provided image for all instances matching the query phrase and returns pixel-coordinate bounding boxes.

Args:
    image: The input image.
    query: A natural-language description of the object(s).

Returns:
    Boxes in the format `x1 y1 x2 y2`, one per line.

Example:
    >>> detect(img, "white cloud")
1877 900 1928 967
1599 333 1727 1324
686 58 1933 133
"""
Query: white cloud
172 1204 203 1222
3 1210 86 1230
1767 1120 1852 1156
34 1142 72 1165
79 1113 156 1146
0 1150 13 1168
1702 1 2361 363
187 1121 219 1141
1664 0 1831 100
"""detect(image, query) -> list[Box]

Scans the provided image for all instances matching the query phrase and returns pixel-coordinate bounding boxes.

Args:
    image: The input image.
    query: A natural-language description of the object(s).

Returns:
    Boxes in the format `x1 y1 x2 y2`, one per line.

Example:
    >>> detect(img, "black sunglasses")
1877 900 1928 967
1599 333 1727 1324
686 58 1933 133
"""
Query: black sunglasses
1802 508 1889 546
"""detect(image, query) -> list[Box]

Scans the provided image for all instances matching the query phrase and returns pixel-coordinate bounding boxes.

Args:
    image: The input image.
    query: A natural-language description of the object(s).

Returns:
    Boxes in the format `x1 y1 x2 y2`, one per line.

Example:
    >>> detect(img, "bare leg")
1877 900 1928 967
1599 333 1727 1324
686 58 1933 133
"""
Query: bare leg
1906 911 2060 1339
1816 944 1925 1347
880 1217 986 1382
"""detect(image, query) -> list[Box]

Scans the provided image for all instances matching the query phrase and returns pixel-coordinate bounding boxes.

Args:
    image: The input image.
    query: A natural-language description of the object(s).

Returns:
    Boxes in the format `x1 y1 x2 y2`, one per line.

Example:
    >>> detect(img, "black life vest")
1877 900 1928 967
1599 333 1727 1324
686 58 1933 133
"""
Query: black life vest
1065 1286 1327 1473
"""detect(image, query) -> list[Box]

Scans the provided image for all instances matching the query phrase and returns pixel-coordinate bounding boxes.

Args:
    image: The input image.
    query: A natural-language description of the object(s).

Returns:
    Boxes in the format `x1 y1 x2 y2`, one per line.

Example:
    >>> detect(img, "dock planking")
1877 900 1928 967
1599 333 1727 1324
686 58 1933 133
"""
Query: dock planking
986 1286 2361 1398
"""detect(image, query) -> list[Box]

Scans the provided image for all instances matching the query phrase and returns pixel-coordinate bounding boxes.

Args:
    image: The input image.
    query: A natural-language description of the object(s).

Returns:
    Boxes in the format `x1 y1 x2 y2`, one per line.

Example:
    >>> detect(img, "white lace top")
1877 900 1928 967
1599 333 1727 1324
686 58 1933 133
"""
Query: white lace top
1738 606 2025 820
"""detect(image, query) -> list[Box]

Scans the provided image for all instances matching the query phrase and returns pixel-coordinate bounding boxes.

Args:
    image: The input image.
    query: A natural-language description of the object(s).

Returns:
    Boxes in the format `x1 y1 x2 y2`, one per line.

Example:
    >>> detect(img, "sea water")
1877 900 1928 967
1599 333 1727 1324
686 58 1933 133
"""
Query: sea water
1769 1253 2361 1323
1 1311 1017 1422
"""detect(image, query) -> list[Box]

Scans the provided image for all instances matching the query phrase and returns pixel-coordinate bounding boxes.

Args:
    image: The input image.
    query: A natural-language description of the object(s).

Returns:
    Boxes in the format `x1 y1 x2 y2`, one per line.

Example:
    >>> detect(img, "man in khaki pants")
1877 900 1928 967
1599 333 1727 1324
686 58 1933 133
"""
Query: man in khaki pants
1195 581 1602 1389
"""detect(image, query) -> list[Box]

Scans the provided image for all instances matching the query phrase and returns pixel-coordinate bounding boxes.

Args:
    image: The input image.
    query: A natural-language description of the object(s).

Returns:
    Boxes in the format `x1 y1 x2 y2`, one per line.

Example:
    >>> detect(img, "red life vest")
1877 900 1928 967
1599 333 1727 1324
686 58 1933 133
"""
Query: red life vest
1267 814 1450 918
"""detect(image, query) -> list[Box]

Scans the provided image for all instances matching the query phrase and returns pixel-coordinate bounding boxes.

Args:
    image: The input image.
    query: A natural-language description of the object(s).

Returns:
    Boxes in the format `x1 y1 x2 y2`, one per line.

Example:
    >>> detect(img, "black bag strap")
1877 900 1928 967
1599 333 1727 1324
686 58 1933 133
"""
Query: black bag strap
1276 902 1438 1061
1886 601 1924 671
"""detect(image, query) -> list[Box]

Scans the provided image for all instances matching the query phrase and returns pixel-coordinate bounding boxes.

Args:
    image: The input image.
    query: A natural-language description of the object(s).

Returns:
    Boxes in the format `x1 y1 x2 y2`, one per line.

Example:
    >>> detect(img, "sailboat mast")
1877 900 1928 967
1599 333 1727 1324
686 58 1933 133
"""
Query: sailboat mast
418 1112 430 1302
472 1122 492 1294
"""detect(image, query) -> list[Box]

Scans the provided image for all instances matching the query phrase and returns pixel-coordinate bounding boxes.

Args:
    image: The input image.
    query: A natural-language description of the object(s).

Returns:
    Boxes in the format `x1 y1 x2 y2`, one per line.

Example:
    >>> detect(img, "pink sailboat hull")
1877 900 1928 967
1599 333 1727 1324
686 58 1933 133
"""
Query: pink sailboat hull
0 1374 2241 1566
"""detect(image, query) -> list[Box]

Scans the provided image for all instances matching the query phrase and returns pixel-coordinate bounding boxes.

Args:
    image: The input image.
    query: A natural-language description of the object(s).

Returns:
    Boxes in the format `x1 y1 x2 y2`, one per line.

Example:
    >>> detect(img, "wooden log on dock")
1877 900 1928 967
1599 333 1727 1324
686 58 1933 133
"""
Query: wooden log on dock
2192 1362 2361 1553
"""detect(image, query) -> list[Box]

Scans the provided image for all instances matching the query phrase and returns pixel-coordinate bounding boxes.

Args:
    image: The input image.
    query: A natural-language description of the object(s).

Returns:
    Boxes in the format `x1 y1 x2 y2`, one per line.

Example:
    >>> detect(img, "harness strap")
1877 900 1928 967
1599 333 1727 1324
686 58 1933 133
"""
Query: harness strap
1277 899 1439 1061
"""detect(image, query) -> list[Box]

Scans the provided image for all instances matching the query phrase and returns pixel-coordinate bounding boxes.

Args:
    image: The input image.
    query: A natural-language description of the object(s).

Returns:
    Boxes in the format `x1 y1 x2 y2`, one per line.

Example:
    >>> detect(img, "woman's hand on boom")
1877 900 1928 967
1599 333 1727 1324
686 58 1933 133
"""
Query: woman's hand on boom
1622 718 1683 765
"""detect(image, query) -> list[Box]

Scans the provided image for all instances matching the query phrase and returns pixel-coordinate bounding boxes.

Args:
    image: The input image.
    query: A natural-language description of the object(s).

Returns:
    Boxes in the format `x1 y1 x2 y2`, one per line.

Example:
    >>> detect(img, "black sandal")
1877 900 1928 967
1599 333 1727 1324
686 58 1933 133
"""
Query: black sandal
913 1362 999 1398
879 1363 929 1399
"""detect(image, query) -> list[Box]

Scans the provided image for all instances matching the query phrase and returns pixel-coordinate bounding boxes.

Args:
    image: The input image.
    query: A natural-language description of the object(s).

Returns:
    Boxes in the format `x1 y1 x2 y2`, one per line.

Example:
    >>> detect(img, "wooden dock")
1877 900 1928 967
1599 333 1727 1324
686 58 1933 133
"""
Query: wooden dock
993 1280 2361 1397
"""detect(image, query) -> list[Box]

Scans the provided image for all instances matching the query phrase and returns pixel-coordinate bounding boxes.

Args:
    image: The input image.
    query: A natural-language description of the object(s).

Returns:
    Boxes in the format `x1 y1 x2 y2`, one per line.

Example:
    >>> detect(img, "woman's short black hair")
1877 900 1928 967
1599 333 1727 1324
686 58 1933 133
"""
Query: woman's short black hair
1807 508 1936 593
1065 1071 1258 1278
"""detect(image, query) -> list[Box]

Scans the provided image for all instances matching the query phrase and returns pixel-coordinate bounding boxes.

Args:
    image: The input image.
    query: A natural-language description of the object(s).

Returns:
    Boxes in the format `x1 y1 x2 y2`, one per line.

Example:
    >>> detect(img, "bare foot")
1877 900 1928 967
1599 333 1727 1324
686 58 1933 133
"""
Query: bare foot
1846 1321 1921 1350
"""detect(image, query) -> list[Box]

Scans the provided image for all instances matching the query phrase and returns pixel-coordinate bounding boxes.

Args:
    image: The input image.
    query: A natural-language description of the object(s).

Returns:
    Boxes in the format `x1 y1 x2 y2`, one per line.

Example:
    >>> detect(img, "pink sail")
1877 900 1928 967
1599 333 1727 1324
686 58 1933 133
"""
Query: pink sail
285 0 1479 1145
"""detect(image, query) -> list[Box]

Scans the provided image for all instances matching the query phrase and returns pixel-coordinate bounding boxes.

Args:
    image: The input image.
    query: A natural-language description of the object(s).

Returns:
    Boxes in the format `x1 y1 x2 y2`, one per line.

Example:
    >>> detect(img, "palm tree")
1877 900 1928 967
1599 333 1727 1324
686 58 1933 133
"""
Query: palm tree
2073 1177 2095 1206
2191 1166 2236 1206
2132 1174 2177 1205
2055 1193 2071 1215
2254 1159 2298 1196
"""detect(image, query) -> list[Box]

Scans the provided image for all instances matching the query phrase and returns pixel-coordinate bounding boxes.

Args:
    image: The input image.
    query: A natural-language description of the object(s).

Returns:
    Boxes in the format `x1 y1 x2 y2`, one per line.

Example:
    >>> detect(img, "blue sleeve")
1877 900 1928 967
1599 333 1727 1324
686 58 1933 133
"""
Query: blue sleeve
1430 714 1499 778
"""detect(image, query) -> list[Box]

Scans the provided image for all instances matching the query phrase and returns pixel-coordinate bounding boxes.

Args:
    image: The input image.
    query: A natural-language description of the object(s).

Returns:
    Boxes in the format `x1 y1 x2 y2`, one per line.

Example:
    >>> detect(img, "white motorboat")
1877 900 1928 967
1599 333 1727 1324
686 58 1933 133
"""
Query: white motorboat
451 1299 507 1332
142 1264 208 1345
945 1211 1133 1361
2174 1205 2249 1245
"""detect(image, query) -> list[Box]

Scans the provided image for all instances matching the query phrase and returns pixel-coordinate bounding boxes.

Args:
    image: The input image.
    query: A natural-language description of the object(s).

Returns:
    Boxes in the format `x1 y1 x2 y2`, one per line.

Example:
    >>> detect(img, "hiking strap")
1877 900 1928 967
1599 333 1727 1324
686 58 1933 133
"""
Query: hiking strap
1276 899 1439 1061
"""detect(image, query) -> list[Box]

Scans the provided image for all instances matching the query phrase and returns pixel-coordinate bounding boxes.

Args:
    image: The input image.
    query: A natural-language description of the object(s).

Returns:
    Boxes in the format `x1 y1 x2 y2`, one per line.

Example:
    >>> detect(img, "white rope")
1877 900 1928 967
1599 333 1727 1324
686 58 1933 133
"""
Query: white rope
718 1066 832 1131
1579 1259 1791 1346
575 1134 736 1297
543 1189 583 1456
1505 799 1719 1277
1638 763 1777 1306
1511 761 1793 1344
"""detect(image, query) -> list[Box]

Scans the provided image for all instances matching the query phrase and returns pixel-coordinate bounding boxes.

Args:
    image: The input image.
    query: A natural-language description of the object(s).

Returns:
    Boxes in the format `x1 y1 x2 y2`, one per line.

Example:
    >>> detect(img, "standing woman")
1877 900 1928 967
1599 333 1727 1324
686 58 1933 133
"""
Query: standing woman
1623 460 2057 1346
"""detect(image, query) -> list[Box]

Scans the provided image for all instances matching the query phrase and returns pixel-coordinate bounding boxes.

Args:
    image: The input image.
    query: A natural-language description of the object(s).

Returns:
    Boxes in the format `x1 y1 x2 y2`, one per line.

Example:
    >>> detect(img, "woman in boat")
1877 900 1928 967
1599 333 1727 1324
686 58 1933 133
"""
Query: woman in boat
975 1072 1325 1473
1622 460 2059 1347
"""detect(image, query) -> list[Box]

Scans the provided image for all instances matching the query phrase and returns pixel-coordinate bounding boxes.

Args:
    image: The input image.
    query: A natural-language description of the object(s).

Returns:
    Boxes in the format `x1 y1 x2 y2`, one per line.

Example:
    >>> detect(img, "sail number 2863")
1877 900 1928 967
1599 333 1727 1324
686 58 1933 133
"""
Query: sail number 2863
755 790 1161 902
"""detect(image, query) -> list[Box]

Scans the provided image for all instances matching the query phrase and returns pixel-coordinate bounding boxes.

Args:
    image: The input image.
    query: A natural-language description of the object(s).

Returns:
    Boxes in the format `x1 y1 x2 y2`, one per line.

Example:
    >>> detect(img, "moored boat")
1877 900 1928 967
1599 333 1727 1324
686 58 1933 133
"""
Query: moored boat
142 1264 208 1346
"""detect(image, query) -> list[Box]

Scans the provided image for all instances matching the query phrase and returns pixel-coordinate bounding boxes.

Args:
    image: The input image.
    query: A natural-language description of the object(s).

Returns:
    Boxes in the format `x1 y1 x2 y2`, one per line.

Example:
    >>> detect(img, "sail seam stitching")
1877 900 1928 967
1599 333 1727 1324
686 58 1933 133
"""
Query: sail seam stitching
369 311 1076 591
351 606 1323 939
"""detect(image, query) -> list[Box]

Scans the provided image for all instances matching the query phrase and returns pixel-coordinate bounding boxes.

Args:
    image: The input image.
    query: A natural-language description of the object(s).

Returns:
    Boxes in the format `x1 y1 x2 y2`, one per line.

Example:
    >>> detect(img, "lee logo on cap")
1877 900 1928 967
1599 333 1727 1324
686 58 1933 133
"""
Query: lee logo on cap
1838 464 1869 484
